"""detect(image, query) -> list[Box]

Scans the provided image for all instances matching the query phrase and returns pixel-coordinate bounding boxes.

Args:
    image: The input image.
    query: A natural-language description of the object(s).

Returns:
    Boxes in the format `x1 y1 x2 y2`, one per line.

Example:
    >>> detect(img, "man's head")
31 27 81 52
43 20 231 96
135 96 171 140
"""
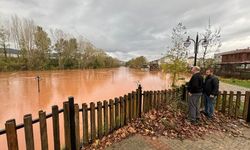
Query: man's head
206 68 214 76
191 66 200 74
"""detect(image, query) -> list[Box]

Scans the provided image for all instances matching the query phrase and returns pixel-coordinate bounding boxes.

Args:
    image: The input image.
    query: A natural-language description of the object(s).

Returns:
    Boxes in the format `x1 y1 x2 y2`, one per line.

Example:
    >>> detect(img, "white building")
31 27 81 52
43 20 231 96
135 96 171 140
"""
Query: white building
187 56 194 67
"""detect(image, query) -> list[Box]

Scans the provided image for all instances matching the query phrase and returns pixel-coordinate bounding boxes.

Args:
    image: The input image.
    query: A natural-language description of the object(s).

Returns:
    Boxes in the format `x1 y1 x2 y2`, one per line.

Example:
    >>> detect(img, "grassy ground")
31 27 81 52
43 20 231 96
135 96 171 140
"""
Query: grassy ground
220 78 250 89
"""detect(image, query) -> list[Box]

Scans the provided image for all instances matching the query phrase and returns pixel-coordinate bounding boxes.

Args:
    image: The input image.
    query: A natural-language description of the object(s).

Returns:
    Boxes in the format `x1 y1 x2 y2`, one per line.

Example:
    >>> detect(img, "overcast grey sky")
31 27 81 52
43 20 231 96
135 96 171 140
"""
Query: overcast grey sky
0 0 250 61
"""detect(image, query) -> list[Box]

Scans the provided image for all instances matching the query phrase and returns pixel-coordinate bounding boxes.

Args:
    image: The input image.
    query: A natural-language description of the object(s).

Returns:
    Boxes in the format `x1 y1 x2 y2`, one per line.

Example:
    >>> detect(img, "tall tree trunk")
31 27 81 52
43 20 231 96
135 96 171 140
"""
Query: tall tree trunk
3 44 7 59
202 47 207 68
172 72 177 87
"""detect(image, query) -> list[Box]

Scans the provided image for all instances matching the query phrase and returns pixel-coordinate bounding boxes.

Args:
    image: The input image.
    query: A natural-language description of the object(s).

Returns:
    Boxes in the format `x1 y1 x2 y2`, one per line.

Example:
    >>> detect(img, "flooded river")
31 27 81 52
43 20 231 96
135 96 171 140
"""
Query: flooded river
0 67 181 149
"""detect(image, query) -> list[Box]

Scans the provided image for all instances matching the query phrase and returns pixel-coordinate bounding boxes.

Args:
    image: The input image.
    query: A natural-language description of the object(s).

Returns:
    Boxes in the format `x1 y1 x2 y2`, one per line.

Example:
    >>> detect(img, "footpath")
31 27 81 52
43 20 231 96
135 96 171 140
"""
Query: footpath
106 126 250 150
219 82 250 92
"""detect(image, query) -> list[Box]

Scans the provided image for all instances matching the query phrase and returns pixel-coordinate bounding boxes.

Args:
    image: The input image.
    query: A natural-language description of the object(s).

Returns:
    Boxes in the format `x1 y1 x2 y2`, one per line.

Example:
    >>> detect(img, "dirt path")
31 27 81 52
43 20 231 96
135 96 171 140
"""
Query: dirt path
220 82 250 93
106 127 250 150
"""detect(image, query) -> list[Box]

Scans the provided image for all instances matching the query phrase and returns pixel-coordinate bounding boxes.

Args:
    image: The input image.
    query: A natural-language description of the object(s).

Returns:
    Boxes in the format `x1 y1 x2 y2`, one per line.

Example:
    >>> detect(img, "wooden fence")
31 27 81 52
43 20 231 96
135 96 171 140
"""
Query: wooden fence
0 85 183 150
215 91 250 120
0 85 249 150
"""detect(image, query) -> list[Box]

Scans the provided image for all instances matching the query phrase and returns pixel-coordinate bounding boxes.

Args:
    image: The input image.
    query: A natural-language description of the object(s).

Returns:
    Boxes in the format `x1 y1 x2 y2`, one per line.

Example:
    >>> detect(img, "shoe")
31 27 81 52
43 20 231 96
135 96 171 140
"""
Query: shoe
207 116 214 120
191 120 198 125
200 110 209 116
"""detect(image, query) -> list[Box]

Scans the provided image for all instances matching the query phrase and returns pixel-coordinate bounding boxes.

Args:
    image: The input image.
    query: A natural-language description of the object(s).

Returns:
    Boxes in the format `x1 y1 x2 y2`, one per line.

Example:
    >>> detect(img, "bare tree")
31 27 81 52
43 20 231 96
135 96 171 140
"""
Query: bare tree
50 28 67 43
10 15 22 50
200 18 221 68
0 25 10 59
10 15 36 68
162 23 188 86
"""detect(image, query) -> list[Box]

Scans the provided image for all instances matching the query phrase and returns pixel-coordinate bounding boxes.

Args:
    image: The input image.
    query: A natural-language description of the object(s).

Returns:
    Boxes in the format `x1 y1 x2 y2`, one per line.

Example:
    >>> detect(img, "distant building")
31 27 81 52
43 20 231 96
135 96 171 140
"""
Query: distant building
187 56 195 67
148 56 169 71
218 48 250 64
149 56 171 66
148 59 160 71
0 48 20 57
214 47 250 79
214 53 222 63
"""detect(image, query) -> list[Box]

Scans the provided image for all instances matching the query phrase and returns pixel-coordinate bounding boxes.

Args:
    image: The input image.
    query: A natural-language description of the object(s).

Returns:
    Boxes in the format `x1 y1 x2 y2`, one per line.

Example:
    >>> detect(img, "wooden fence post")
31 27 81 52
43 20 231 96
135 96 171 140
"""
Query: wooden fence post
39 110 48 150
178 87 182 101
148 91 151 111
172 89 175 101
164 90 167 103
135 90 139 117
124 95 129 124
157 91 160 109
228 91 234 117
52 105 60 150
74 104 80 150
128 93 133 122
244 91 250 121
109 99 114 132
68 97 76 150
148 91 151 110
235 91 241 118
215 91 222 111
159 90 162 105
138 84 142 117
135 91 138 117
161 90 164 104
120 97 125 127
163 90 166 103
145 91 148 112
24 114 34 150
5 119 18 150
246 91 250 122
166 90 169 104
63 101 71 149
103 101 109 135
147 91 150 112
97 101 103 138
130 91 135 120
90 102 96 142
221 91 227 113
169 89 172 102
143 91 146 113
153 91 157 109
82 103 89 145
115 98 120 129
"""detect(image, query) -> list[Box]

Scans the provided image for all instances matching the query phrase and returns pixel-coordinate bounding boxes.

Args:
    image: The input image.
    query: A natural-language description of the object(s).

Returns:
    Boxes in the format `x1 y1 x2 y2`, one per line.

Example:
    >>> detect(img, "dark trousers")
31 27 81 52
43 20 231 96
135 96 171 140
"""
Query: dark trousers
204 94 217 118
188 93 202 121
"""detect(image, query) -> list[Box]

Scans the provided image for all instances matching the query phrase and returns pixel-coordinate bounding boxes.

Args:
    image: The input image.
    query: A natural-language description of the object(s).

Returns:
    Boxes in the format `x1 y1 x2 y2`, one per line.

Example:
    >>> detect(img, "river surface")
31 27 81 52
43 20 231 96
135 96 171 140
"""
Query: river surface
0 67 181 149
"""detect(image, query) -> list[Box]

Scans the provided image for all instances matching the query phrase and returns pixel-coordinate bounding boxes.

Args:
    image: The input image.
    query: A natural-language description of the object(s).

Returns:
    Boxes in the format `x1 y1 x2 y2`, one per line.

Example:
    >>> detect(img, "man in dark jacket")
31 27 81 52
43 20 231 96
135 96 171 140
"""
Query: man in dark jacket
203 68 219 118
187 66 204 124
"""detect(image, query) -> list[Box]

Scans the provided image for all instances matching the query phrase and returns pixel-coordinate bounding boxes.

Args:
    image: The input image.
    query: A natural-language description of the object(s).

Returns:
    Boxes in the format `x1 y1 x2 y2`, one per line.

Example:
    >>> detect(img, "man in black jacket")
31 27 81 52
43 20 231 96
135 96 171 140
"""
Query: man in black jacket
187 66 204 124
204 68 219 118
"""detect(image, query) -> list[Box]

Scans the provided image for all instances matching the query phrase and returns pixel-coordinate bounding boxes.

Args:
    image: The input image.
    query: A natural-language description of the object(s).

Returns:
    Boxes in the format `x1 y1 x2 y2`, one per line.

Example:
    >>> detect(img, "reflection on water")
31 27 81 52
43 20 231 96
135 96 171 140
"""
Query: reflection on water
0 67 174 149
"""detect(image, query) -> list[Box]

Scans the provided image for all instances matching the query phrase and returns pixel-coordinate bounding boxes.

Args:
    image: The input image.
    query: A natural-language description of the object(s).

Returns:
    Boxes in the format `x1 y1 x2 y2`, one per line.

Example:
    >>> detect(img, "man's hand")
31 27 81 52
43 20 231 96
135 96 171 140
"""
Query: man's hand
188 92 192 96
210 95 214 100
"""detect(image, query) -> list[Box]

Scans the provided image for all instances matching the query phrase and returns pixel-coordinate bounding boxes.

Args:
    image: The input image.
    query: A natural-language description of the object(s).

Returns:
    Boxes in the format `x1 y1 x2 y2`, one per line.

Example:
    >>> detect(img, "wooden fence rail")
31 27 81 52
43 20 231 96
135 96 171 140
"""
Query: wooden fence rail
0 84 250 150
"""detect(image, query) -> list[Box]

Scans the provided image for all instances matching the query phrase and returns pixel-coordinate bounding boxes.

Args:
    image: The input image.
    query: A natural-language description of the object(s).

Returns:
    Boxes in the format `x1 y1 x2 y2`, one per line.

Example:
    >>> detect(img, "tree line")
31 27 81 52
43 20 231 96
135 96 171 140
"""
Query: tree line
125 56 147 69
0 15 121 71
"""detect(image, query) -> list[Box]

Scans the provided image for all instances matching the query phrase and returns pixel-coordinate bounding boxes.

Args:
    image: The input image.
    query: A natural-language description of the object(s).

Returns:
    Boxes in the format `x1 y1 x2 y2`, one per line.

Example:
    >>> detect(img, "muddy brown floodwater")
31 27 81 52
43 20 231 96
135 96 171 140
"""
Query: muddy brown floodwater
0 67 180 150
